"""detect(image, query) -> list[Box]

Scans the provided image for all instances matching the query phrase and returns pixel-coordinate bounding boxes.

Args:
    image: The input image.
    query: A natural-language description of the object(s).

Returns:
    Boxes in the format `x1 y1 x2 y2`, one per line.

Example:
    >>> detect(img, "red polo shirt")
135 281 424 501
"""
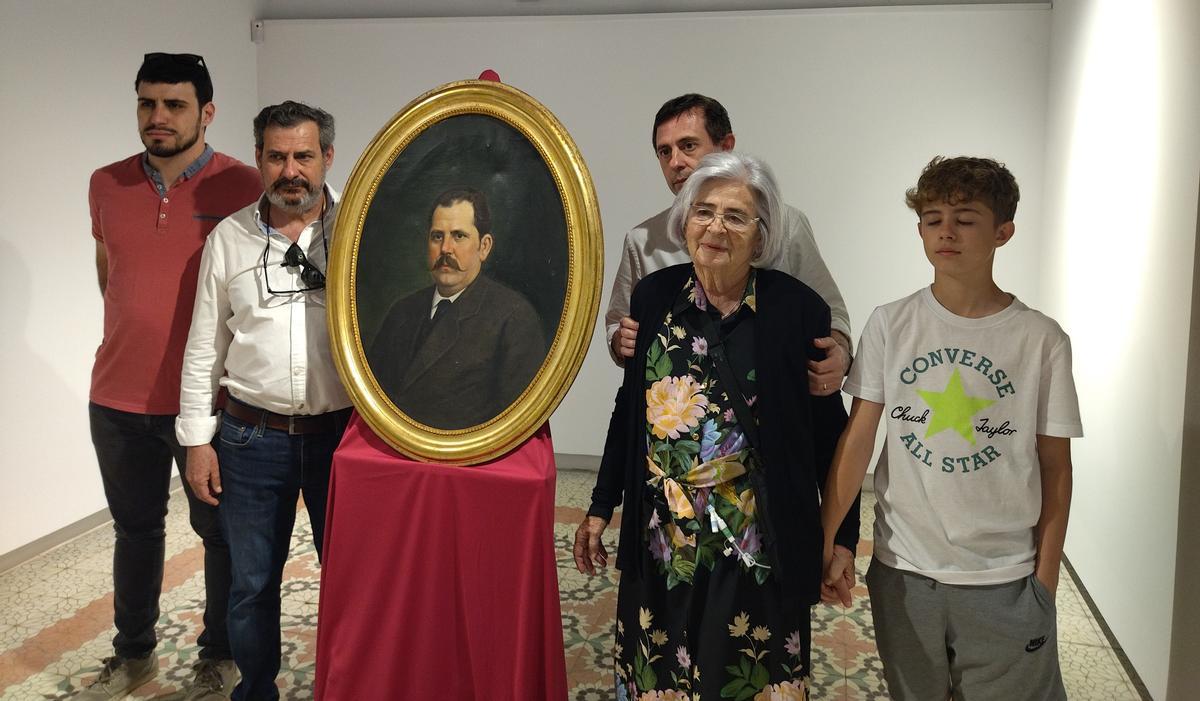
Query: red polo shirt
89 149 262 414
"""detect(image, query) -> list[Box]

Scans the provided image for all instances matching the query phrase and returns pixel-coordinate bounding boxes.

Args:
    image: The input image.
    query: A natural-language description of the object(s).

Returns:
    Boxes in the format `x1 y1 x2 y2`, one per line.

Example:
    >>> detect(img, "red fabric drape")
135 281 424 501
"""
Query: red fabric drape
315 414 567 700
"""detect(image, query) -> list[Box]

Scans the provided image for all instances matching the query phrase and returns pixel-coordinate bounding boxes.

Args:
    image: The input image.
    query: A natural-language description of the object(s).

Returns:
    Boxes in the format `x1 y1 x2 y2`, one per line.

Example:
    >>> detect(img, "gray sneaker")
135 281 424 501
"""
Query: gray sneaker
74 655 156 699
181 659 239 701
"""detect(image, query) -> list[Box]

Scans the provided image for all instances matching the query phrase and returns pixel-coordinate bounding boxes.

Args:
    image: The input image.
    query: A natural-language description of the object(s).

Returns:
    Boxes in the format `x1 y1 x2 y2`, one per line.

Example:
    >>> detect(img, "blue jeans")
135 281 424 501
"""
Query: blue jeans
216 406 349 701
89 402 231 660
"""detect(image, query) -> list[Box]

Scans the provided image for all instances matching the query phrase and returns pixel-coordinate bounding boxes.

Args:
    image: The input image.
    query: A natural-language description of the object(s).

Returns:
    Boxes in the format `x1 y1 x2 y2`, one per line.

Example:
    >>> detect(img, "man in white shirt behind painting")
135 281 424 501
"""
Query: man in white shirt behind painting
176 100 351 701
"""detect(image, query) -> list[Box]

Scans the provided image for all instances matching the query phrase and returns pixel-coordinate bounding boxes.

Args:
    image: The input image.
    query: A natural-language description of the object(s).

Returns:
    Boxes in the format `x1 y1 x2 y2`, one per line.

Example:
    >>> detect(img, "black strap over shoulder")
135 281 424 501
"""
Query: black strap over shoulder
696 307 777 551
696 310 760 453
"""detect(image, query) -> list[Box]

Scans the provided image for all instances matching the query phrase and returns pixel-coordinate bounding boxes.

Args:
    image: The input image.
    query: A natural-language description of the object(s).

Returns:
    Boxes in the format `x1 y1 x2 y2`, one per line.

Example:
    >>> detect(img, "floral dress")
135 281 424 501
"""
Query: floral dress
614 270 810 701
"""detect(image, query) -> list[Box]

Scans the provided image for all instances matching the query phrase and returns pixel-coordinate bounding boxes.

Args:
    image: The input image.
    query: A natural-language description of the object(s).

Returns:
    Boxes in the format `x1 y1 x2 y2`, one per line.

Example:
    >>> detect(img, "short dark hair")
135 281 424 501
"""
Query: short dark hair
135 52 213 106
253 101 335 152
905 156 1021 224
651 94 733 147
429 188 492 237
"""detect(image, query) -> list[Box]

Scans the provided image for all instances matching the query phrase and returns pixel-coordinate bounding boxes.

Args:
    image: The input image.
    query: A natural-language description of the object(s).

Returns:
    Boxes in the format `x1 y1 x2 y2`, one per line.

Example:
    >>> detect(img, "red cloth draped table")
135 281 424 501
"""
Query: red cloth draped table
314 414 567 700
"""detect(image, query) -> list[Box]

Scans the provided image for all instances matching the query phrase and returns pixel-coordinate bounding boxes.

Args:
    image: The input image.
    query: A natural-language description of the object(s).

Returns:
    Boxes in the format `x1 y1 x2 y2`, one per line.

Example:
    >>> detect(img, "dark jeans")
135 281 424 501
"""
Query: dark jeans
216 405 349 701
88 402 232 660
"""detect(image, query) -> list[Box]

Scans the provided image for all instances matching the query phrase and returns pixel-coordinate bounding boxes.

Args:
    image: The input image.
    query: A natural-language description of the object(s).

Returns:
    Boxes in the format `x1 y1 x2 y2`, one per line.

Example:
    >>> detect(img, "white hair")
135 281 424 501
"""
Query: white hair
665 151 785 269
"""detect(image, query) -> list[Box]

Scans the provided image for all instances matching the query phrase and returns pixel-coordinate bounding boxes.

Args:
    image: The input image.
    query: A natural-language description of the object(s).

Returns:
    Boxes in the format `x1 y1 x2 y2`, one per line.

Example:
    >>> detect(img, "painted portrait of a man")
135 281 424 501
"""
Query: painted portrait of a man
328 81 600 462
367 188 545 429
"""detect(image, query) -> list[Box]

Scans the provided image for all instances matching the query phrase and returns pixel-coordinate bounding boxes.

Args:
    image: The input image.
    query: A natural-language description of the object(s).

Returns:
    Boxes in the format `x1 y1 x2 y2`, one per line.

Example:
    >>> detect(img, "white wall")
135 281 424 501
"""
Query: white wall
257 5 1051 456
5 2 1198 693
1040 0 1200 697
0 1 1052 555
0 0 259 557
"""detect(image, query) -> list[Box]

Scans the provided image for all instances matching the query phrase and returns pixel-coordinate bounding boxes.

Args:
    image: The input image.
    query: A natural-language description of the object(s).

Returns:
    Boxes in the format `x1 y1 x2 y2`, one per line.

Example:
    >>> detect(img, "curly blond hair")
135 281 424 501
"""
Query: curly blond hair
905 156 1020 223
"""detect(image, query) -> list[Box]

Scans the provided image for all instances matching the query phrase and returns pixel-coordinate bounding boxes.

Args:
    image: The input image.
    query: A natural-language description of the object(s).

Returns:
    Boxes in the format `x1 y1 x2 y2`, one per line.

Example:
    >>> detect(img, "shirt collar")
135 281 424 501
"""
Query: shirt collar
430 287 466 316
141 144 214 195
676 268 758 317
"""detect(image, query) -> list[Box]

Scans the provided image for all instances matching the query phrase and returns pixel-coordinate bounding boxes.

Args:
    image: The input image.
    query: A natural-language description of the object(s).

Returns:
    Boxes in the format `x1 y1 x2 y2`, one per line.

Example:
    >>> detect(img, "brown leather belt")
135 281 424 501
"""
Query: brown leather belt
223 399 349 435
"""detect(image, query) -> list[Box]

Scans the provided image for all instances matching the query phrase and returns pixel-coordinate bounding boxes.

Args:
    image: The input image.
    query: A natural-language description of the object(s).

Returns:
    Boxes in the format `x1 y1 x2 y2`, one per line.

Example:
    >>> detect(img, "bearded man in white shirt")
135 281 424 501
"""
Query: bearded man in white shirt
176 101 351 701
605 94 852 393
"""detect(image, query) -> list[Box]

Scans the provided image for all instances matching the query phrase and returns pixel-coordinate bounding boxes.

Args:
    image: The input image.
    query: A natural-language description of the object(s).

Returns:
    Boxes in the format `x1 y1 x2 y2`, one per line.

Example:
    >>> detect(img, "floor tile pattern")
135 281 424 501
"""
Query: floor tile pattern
0 469 1143 700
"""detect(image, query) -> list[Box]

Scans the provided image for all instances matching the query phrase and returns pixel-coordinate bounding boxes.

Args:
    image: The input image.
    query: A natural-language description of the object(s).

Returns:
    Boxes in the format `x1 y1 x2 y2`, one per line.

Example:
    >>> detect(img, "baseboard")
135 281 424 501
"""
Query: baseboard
0 475 183 575
555 456 877 491
1061 556 1152 700
554 453 601 471
2 463 869 573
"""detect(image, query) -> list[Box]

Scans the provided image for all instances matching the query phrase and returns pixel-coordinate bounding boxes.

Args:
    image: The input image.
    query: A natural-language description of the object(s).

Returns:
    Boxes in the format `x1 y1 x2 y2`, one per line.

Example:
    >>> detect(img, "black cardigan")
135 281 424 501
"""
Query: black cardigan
588 264 861 604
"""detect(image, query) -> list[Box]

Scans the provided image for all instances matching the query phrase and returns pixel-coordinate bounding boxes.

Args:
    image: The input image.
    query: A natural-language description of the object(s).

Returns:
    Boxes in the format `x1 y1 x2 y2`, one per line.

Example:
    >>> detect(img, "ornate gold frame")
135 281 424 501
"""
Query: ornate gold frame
328 80 602 465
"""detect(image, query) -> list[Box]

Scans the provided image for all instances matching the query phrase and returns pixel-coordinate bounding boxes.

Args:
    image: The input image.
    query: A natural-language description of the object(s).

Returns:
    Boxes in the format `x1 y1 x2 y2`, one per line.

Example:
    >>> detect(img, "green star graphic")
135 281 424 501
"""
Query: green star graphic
917 368 995 446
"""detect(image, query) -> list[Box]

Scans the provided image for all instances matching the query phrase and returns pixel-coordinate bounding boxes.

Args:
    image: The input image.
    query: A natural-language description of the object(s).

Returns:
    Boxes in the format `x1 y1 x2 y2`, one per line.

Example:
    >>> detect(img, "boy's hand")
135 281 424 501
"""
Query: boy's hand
808 335 850 396
1033 434 1071 605
1035 565 1060 601
821 545 856 606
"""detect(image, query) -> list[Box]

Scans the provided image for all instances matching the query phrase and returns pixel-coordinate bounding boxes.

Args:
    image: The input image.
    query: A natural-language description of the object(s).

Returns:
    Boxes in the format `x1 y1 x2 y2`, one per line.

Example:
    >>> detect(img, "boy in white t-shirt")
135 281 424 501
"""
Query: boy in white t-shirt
820 156 1082 700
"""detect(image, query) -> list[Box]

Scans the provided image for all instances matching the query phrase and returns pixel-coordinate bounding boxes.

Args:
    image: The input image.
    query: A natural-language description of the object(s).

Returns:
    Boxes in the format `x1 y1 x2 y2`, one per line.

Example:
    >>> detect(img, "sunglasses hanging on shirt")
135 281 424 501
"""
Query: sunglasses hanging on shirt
261 200 328 295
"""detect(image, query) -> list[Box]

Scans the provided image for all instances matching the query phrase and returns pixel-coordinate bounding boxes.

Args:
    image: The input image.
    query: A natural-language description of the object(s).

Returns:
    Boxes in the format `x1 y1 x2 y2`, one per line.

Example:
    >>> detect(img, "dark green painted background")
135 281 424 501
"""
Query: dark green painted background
355 114 569 351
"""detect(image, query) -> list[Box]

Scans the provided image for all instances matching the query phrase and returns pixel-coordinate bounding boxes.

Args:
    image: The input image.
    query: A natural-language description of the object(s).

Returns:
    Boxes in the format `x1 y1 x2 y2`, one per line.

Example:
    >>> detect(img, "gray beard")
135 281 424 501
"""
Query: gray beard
267 185 322 214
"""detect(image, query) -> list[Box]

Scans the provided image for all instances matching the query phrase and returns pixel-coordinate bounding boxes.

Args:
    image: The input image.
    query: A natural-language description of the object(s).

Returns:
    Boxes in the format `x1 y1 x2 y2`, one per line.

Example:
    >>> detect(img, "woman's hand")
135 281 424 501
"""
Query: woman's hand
573 515 610 575
820 545 857 606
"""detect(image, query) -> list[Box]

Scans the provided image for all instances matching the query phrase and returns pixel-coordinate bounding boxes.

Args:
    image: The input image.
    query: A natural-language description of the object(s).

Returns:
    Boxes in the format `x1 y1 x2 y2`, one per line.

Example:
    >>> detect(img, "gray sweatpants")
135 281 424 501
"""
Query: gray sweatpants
865 557 1066 701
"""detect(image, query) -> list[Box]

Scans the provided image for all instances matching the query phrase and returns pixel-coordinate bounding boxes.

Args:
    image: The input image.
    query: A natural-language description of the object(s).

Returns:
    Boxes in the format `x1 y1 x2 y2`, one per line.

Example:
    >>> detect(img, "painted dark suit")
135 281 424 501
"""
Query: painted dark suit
369 274 546 429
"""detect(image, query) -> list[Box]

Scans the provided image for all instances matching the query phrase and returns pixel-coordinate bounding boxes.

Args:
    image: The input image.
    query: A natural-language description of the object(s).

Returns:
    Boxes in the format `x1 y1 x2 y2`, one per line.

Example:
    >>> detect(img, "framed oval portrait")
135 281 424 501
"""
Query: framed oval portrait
328 80 602 465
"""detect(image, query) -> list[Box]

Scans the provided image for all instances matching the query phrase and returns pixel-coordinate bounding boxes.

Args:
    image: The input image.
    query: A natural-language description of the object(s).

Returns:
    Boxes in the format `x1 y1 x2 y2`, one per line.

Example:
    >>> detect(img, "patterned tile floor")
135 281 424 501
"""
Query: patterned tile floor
0 469 1143 700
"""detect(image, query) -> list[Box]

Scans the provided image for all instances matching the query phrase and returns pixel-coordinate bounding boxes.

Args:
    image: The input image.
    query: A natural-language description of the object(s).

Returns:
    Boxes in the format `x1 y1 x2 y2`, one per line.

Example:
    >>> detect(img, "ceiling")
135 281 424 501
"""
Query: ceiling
255 0 1047 20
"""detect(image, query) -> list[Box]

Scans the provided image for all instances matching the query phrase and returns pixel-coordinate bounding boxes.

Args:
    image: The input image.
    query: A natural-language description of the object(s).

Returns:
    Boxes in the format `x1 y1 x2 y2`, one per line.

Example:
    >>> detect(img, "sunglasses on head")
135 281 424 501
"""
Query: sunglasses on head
143 52 208 70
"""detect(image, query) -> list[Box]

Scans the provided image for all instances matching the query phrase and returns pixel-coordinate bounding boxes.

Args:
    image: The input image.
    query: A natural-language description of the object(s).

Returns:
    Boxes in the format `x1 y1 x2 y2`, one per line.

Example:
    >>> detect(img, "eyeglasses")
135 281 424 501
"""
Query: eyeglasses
261 202 328 295
689 204 761 233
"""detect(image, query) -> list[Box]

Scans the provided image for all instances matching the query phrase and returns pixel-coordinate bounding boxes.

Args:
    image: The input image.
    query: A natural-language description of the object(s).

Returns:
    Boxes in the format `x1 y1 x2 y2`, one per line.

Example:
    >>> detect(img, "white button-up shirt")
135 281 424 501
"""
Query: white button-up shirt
175 189 350 446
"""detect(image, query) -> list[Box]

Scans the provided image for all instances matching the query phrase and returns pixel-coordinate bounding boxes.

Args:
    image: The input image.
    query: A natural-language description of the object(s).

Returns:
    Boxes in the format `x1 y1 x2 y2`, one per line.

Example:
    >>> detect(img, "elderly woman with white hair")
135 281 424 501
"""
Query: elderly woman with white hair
574 151 861 700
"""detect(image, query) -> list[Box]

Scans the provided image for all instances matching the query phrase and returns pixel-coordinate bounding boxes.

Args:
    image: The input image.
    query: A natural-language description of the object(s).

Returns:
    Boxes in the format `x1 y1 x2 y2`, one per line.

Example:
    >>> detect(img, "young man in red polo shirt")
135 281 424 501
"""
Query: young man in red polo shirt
82 52 261 701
